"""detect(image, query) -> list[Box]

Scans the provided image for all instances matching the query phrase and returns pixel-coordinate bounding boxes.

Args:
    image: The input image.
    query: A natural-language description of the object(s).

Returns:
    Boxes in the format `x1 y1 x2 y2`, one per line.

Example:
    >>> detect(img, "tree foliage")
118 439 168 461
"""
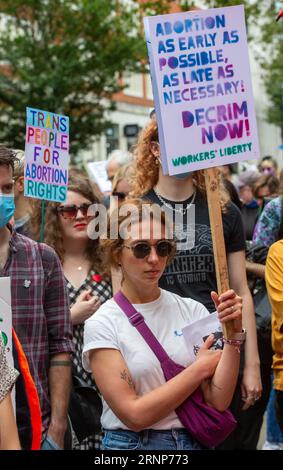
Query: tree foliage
258 1 283 137
0 0 167 155
178 0 261 34
0 0 281 155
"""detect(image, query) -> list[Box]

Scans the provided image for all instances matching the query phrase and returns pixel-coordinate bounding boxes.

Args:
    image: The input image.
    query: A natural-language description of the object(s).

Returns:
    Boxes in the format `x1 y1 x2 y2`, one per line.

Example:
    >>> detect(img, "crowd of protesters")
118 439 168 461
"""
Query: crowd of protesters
0 115 283 451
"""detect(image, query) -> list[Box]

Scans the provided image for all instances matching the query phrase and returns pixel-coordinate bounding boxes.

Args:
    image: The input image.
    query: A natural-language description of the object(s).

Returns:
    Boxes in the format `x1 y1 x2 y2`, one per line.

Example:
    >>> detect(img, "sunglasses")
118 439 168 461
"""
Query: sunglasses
57 203 93 220
112 191 127 200
123 240 175 259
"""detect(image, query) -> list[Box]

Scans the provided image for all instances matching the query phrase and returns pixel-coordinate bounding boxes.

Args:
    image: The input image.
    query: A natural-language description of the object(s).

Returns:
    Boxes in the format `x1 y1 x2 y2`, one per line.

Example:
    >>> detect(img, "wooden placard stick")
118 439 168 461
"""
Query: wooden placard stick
204 167 235 339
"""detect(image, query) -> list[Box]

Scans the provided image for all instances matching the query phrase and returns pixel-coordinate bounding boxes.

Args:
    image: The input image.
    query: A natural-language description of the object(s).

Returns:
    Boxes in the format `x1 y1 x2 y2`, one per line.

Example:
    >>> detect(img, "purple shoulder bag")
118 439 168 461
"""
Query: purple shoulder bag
114 291 236 448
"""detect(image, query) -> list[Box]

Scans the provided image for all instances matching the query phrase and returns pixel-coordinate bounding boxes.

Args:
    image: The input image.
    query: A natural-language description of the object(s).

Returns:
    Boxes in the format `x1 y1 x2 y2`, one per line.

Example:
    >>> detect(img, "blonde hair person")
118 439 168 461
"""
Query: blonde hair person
0 335 21 450
111 163 134 210
106 150 132 183
83 198 244 451
131 119 262 449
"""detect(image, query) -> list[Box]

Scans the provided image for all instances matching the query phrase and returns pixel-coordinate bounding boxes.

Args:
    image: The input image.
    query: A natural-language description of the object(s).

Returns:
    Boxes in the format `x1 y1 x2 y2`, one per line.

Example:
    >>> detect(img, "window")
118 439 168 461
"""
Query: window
123 73 144 98
105 125 119 156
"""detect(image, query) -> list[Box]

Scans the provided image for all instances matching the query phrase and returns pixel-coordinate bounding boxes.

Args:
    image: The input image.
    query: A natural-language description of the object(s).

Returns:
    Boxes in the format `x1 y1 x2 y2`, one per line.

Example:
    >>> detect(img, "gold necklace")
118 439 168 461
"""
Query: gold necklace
66 257 89 272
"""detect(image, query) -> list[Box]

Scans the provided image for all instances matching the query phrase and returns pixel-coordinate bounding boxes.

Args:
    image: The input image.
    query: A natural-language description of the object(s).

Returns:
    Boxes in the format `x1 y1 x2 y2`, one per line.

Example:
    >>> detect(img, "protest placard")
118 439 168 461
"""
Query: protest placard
24 107 69 202
144 5 259 175
182 312 223 364
0 277 16 410
87 161 112 194
0 277 13 368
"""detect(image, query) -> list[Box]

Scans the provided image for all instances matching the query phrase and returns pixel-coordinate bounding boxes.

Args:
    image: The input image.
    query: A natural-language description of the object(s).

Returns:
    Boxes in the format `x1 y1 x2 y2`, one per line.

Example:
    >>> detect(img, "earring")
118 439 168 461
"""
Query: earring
155 158 159 165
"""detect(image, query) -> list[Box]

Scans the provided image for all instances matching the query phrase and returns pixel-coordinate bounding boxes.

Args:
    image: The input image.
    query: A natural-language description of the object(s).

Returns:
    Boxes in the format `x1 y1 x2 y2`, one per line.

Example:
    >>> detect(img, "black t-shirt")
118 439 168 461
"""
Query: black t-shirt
241 205 259 241
144 189 245 312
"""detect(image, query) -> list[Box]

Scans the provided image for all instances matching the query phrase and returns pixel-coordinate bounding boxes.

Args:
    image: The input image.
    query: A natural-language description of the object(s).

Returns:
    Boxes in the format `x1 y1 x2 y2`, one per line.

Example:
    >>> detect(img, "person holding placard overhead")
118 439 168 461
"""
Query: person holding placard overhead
130 119 262 450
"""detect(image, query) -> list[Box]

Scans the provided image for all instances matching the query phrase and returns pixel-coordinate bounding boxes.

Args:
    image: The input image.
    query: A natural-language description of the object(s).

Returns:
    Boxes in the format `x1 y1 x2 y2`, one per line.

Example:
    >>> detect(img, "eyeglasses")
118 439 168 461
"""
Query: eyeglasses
57 203 94 220
123 240 175 259
112 191 127 200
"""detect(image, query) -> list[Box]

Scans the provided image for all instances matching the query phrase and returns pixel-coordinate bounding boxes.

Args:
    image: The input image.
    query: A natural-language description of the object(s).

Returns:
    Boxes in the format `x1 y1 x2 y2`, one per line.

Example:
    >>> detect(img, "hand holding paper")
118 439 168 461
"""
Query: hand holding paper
182 311 223 364
194 334 222 379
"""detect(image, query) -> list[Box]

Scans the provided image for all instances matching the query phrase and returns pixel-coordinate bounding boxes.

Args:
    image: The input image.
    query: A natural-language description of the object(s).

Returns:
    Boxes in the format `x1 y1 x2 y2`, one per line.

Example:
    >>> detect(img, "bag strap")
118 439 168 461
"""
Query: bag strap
114 291 170 364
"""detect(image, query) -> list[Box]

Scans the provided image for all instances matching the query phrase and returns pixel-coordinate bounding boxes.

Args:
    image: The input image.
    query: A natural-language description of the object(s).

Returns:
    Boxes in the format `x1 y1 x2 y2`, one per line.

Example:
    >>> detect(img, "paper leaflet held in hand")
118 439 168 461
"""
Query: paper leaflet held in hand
182 312 223 363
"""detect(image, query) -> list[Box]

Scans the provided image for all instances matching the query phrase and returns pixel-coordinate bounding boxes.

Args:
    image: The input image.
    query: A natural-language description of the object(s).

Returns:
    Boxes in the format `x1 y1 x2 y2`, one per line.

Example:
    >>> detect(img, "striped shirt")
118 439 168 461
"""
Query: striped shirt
1 226 74 436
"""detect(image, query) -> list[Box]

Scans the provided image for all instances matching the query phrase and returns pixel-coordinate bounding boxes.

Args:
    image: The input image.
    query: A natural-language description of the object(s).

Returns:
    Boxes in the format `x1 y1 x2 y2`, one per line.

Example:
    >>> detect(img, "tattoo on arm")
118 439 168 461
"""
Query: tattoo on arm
120 369 134 390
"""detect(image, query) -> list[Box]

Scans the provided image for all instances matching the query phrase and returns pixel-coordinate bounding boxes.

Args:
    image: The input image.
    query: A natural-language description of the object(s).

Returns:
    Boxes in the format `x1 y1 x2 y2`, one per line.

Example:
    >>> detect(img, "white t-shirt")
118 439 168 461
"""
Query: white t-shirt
83 288 209 430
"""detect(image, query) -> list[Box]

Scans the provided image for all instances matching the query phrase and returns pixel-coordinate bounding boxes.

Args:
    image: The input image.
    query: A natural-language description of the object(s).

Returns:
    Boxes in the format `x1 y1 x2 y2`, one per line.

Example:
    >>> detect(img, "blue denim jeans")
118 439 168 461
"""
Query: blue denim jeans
102 429 203 451
266 387 283 444
41 435 63 451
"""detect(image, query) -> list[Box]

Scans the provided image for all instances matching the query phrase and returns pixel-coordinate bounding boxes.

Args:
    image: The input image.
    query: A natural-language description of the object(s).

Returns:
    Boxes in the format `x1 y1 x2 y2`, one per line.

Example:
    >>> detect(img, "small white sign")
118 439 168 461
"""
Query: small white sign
0 277 13 366
182 312 223 364
0 277 15 410
87 161 112 193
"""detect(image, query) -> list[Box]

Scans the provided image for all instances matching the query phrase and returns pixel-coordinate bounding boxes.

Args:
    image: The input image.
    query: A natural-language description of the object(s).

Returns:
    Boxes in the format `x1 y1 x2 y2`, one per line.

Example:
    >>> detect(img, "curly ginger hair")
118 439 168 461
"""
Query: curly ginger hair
130 119 229 210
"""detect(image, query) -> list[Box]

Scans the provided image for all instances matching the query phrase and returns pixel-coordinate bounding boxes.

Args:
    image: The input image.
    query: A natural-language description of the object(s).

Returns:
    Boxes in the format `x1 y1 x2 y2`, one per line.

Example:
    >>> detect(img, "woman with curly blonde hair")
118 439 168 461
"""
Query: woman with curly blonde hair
31 168 112 450
131 119 262 449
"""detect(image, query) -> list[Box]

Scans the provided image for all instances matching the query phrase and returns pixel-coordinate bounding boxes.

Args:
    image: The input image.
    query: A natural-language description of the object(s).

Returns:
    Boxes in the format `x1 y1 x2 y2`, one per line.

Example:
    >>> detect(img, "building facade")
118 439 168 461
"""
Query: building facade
80 73 154 164
82 3 282 166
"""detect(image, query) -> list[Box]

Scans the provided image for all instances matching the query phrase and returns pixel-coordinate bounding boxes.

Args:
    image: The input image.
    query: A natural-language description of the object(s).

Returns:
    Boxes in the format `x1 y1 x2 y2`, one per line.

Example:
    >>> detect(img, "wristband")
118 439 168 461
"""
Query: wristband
223 337 244 354
226 328 246 342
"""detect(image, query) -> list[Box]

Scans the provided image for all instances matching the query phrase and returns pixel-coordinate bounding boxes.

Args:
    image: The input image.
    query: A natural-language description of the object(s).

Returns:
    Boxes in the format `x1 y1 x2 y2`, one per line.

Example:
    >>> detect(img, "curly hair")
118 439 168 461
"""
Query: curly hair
30 167 102 270
130 119 229 211
130 120 159 197
100 198 176 272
